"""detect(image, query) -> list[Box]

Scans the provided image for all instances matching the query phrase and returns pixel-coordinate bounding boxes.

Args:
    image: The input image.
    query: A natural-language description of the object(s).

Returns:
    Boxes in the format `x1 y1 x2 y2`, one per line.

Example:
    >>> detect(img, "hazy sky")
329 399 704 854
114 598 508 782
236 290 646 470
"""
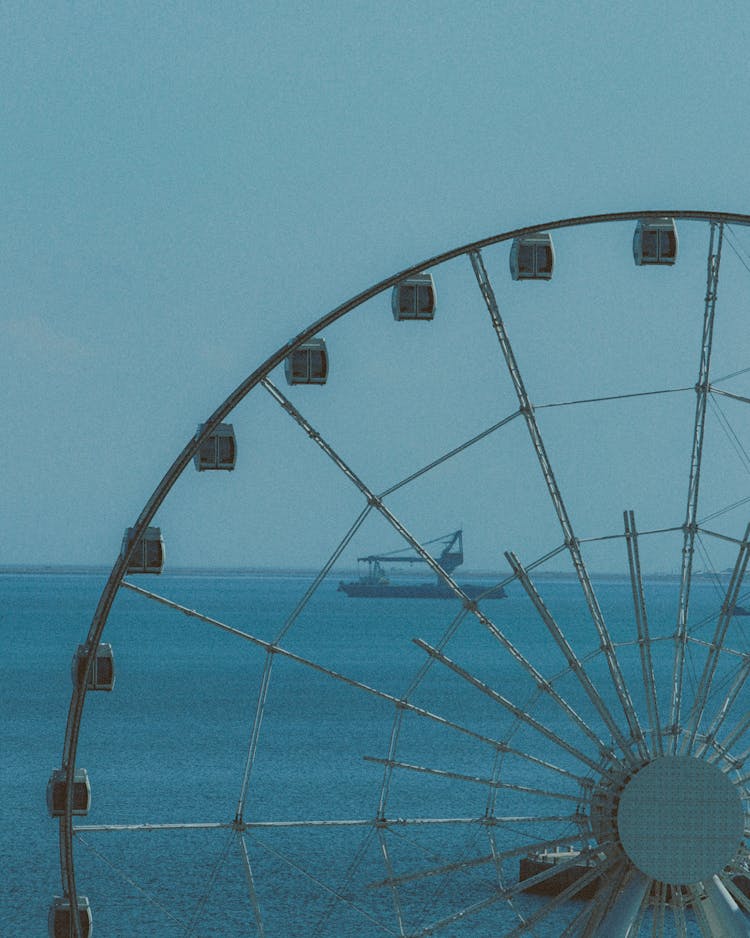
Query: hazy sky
3 2 750 572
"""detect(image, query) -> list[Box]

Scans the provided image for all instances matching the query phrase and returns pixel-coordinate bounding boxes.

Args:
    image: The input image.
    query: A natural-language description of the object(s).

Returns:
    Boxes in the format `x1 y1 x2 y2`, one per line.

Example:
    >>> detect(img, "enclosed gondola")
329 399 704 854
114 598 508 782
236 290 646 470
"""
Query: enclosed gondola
121 526 165 574
194 423 236 471
47 768 91 817
510 232 554 280
48 895 92 938
71 643 115 691
391 272 436 321
285 337 328 385
633 217 678 266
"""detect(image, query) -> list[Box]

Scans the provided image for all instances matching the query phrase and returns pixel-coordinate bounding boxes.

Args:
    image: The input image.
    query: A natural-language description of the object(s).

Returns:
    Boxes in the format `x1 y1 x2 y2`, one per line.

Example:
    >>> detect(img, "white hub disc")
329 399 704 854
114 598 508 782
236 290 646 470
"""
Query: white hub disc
617 755 744 884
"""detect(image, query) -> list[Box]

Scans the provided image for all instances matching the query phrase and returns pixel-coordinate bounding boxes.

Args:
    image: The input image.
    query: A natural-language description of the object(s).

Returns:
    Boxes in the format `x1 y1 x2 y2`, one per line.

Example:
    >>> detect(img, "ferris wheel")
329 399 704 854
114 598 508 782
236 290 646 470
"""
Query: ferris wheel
50 211 750 936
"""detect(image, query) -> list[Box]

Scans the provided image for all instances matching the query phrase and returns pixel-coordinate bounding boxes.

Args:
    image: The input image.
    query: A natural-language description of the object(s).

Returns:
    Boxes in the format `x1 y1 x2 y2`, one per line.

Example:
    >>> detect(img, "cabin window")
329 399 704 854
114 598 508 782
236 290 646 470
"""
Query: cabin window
642 230 658 258
537 246 553 273
661 230 676 257
417 284 434 313
517 244 534 273
400 285 415 313
218 435 234 464
308 350 324 380
146 540 162 568
198 439 215 464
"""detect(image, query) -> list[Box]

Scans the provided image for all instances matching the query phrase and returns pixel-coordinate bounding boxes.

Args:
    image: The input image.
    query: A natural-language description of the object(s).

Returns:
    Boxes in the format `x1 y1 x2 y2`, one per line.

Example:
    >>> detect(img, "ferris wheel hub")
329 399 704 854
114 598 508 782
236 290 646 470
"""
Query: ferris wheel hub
616 755 743 884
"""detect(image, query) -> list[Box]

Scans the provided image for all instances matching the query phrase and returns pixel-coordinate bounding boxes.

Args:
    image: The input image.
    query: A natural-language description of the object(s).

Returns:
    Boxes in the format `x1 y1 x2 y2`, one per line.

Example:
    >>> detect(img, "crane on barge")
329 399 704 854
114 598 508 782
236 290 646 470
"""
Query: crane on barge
338 530 506 599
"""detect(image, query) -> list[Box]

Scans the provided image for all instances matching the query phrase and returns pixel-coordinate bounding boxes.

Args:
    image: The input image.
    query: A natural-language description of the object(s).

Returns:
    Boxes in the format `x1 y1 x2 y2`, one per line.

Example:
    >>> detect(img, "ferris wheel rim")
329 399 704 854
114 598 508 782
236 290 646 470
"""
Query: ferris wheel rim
56 209 750 937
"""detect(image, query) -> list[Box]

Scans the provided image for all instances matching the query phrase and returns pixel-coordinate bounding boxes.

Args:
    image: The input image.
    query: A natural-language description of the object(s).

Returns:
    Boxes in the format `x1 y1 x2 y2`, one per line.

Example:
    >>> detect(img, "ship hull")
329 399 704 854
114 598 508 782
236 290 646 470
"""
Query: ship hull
338 581 506 599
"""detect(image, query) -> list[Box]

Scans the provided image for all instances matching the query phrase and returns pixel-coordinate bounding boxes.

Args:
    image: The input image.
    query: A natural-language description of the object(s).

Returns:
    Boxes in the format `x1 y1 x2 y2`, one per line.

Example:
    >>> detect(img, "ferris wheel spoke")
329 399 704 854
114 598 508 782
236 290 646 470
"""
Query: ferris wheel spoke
651 881 668 936
669 221 725 753
485 850 618 938
560 899 599 937
238 833 266 937
74 821 232 832
682 522 750 755
695 875 750 937
715 726 750 769
370 831 591 890
414 638 609 774
368 833 587 889
711 387 750 407
571 859 627 936
400 540 567 701
469 249 645 754
672 885 689 938
688 884 715 936
364 756 586 804
584 867 651 938
624 510 664 757
507 550 643 763
720 872 750 916
706 701 750 766
401 844 613 938
695 656 750 759
379 409 522 498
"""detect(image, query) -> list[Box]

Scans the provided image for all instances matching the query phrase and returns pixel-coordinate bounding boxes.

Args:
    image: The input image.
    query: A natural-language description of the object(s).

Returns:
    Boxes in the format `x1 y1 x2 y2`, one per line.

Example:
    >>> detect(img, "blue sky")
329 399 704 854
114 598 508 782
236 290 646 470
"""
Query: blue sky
3 2 750 571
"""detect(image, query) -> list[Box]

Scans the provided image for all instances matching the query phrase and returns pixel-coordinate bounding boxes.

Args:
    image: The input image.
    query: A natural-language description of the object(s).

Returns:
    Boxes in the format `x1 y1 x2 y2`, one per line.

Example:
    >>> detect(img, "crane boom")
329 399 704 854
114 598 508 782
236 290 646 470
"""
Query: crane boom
357 530 464 574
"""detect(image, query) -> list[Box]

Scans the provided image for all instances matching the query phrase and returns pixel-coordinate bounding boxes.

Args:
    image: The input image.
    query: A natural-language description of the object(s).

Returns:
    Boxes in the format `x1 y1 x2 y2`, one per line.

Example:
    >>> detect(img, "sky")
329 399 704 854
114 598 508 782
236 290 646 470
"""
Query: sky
3 1 750 574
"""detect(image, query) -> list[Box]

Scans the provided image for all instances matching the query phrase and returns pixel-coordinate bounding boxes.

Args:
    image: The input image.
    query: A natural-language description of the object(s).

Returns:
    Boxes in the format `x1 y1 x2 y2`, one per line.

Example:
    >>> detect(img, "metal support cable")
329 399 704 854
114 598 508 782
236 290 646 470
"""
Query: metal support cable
377 829 406 938
470 248 644 753
77 834 190 931
238 833 266 938
710 392 750 473
184 828 237 938
534 385 692 411
379 410 521 498
251 834 398 935
669 220 724 752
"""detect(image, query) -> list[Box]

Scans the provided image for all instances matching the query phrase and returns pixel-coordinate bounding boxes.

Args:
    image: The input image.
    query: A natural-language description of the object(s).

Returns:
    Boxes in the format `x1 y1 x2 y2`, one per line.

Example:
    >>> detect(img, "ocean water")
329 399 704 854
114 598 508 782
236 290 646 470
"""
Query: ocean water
3 570 743 936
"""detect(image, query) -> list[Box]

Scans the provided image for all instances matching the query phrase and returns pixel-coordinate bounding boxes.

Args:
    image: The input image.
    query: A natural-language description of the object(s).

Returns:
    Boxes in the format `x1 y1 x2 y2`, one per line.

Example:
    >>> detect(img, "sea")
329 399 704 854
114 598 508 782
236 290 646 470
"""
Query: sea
3 569 742 936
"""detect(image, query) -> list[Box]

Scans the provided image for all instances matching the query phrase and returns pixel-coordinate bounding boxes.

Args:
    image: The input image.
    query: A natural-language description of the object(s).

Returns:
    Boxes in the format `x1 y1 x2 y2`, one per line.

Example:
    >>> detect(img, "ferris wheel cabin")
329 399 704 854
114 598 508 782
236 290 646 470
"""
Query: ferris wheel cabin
510 232 555 280
391 272 436 321
46 768 91 817
48 896 92 938
71 643 115 691
121 526 165 574
285 337 328 385
633 217 678 265
194 423 236 471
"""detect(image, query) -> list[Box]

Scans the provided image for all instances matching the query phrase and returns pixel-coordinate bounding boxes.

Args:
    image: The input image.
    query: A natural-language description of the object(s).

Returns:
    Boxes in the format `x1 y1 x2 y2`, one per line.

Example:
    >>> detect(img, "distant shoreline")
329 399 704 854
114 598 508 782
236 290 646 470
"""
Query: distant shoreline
0 565 708 582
